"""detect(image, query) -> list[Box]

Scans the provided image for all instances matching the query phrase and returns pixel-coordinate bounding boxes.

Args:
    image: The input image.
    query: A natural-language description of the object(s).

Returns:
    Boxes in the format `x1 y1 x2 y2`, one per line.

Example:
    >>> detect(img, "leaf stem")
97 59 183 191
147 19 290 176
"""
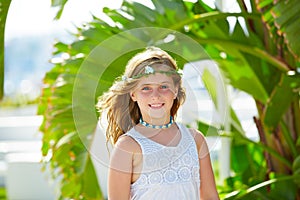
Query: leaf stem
171 11 261 31
280 120 298 158
191 37 290 72
170 12 291 72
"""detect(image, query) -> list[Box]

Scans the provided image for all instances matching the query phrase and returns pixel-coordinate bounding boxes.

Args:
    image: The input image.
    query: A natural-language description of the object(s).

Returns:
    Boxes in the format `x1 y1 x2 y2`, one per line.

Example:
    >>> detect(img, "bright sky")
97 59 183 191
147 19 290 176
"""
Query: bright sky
5 0 123 40
4 0 123 97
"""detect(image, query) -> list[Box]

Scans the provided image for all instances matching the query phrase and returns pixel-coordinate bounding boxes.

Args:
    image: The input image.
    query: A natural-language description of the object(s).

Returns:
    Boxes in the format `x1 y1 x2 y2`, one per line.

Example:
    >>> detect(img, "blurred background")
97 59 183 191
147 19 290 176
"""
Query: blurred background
1 0 122 199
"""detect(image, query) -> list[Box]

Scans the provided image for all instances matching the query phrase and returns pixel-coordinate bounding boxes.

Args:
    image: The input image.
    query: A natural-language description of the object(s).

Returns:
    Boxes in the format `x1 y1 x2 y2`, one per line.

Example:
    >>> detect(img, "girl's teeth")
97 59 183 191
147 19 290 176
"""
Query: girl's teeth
150 104 162 107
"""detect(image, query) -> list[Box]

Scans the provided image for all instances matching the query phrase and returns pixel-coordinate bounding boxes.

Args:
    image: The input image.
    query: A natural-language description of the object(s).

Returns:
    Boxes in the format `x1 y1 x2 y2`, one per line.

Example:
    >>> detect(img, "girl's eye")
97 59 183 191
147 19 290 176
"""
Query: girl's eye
141 86 151 91
160 85 168 89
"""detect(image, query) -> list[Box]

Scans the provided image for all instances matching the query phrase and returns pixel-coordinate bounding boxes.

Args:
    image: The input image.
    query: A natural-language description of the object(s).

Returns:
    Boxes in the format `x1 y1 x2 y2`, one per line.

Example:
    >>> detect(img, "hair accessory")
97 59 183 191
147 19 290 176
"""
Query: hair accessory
120 65 181 82
144 65 155 74
139 116 174 129
121 75 127 81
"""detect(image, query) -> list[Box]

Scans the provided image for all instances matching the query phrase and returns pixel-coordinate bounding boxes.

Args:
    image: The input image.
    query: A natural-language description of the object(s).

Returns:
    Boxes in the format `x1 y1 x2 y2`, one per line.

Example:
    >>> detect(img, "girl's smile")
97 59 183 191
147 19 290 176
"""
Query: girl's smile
149 103 164 109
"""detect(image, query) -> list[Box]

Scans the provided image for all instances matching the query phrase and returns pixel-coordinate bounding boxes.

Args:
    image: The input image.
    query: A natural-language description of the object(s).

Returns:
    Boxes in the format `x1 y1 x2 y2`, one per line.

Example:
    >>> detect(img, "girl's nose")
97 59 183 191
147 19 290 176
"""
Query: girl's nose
151 88 160 98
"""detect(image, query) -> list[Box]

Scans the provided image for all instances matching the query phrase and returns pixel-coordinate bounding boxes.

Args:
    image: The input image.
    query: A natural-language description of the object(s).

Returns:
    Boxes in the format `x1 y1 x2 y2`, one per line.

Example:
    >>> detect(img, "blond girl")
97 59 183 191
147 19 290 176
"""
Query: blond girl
97 47 219 200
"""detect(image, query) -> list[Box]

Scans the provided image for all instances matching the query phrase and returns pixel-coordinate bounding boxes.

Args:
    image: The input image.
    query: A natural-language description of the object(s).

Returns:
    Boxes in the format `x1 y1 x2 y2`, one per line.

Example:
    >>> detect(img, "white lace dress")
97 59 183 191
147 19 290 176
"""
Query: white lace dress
124 123 200 200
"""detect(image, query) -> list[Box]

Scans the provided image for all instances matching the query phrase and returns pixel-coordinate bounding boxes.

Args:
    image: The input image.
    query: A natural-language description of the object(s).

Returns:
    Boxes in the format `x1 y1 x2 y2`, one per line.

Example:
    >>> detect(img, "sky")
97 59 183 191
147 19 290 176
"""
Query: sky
3 0 125 98
5 0 123 41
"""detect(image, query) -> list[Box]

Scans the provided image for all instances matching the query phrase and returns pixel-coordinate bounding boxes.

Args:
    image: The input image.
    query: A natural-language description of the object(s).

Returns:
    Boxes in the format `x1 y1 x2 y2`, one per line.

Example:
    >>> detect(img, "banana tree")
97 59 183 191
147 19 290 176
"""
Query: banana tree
9 0 299 199
188 0 300 199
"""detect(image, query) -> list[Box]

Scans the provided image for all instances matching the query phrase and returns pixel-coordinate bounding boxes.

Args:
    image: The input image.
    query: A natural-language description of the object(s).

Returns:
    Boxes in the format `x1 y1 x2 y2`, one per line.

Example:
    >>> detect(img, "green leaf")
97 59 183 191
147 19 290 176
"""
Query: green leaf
264 74 300 128
202 69 217 109
293 156 300 173
60 175 81 197
230 107 244 135
56 132 77 148
297 137 300 147
82 157 103 199
219 59 269 103
196 120 219 137
122 1 157 25
0 0 12 100
293 156 300 187
51 0 68 20
152 0 186 18
272 0 300 60
53 41 69 54
225 174 297 199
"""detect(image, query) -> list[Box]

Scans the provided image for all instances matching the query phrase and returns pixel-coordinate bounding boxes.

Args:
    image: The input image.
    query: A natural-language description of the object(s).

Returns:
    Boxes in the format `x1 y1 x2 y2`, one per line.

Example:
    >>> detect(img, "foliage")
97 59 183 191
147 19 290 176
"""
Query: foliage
1 0 299 199
0 95 38 108
42 0 300 199
0 187 6 200
0 0 12 100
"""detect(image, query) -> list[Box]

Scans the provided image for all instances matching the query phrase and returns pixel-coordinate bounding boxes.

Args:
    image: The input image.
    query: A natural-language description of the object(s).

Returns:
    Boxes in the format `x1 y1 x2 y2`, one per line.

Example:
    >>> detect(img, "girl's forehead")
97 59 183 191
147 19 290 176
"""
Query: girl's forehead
137 73 174 85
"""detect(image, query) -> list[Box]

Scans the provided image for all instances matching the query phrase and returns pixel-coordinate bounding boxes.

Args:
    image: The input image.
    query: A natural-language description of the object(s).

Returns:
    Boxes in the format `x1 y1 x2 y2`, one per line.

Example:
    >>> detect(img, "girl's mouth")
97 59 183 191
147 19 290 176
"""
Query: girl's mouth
149 103 164 109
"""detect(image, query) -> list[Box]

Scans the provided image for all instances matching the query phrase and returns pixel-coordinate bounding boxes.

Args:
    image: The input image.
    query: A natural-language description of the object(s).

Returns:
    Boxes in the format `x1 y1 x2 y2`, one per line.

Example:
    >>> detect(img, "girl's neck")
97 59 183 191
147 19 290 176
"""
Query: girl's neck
139 116 173 129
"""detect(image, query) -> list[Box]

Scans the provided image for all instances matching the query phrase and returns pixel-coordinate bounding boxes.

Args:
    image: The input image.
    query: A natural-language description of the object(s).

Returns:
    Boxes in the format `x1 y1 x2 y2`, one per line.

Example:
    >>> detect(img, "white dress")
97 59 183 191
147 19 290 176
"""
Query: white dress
124 123 200 200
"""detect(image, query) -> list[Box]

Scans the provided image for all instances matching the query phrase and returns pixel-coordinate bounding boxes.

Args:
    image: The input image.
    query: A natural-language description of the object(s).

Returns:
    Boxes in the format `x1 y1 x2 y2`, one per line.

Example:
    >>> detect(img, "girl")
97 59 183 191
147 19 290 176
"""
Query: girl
97 47 219 200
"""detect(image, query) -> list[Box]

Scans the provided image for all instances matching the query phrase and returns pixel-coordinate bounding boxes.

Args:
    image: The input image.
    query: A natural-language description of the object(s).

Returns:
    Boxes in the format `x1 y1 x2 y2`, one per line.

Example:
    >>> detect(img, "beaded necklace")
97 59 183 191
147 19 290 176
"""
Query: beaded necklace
139 116 174 129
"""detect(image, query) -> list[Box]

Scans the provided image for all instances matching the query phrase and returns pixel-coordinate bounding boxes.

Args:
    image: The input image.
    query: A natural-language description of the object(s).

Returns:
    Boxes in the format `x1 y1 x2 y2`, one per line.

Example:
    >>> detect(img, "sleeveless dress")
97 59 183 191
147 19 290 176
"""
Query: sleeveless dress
124 123 200 200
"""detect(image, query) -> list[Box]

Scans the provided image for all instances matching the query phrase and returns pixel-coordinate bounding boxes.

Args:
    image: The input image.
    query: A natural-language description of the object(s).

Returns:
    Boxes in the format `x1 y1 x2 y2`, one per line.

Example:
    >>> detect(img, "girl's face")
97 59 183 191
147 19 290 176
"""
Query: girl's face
130 72 178 124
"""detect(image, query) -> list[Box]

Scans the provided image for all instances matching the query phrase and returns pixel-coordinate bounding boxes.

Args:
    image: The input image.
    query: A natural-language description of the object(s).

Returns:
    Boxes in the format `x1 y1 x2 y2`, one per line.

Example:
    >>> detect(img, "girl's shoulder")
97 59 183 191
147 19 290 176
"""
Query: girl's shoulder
186 127 208 159
177 123 205 140
115 134 141 154
187 127 206 143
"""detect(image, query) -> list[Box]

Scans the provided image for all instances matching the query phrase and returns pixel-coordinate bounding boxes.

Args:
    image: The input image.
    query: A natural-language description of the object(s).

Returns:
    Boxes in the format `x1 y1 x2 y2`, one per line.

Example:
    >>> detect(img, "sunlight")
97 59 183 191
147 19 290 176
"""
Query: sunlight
5 0 56 40
4 0 124 98
5 0 122 40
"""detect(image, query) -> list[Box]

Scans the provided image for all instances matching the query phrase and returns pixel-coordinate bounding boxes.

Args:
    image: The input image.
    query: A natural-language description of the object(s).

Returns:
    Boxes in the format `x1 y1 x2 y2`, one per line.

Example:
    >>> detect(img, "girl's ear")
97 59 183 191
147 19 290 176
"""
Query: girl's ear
173 87 179 99
130 92 137 102
173 93 177 99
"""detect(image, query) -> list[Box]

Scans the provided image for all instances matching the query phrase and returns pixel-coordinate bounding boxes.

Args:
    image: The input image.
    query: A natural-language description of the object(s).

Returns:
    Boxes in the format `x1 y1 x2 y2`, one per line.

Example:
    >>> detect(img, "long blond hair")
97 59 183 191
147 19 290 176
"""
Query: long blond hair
96 47 186 144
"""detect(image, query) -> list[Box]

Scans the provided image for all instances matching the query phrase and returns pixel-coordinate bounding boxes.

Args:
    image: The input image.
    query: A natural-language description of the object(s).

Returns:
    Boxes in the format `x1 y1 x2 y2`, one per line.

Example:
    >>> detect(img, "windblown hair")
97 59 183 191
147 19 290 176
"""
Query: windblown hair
96 47 186 145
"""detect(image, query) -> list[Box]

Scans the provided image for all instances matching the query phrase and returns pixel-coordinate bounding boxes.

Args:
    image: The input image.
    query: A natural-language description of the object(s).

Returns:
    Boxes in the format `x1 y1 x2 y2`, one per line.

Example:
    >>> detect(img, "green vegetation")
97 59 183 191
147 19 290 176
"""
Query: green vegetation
0 95 38 108
0 187 6 200
0 0 12 100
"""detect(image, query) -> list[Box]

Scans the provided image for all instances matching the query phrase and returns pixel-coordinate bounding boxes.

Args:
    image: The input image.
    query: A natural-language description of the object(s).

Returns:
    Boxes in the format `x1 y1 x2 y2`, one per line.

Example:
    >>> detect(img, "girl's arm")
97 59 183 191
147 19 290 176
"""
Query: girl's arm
190 129 220 200
199 148 220 200
108 136 137 200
